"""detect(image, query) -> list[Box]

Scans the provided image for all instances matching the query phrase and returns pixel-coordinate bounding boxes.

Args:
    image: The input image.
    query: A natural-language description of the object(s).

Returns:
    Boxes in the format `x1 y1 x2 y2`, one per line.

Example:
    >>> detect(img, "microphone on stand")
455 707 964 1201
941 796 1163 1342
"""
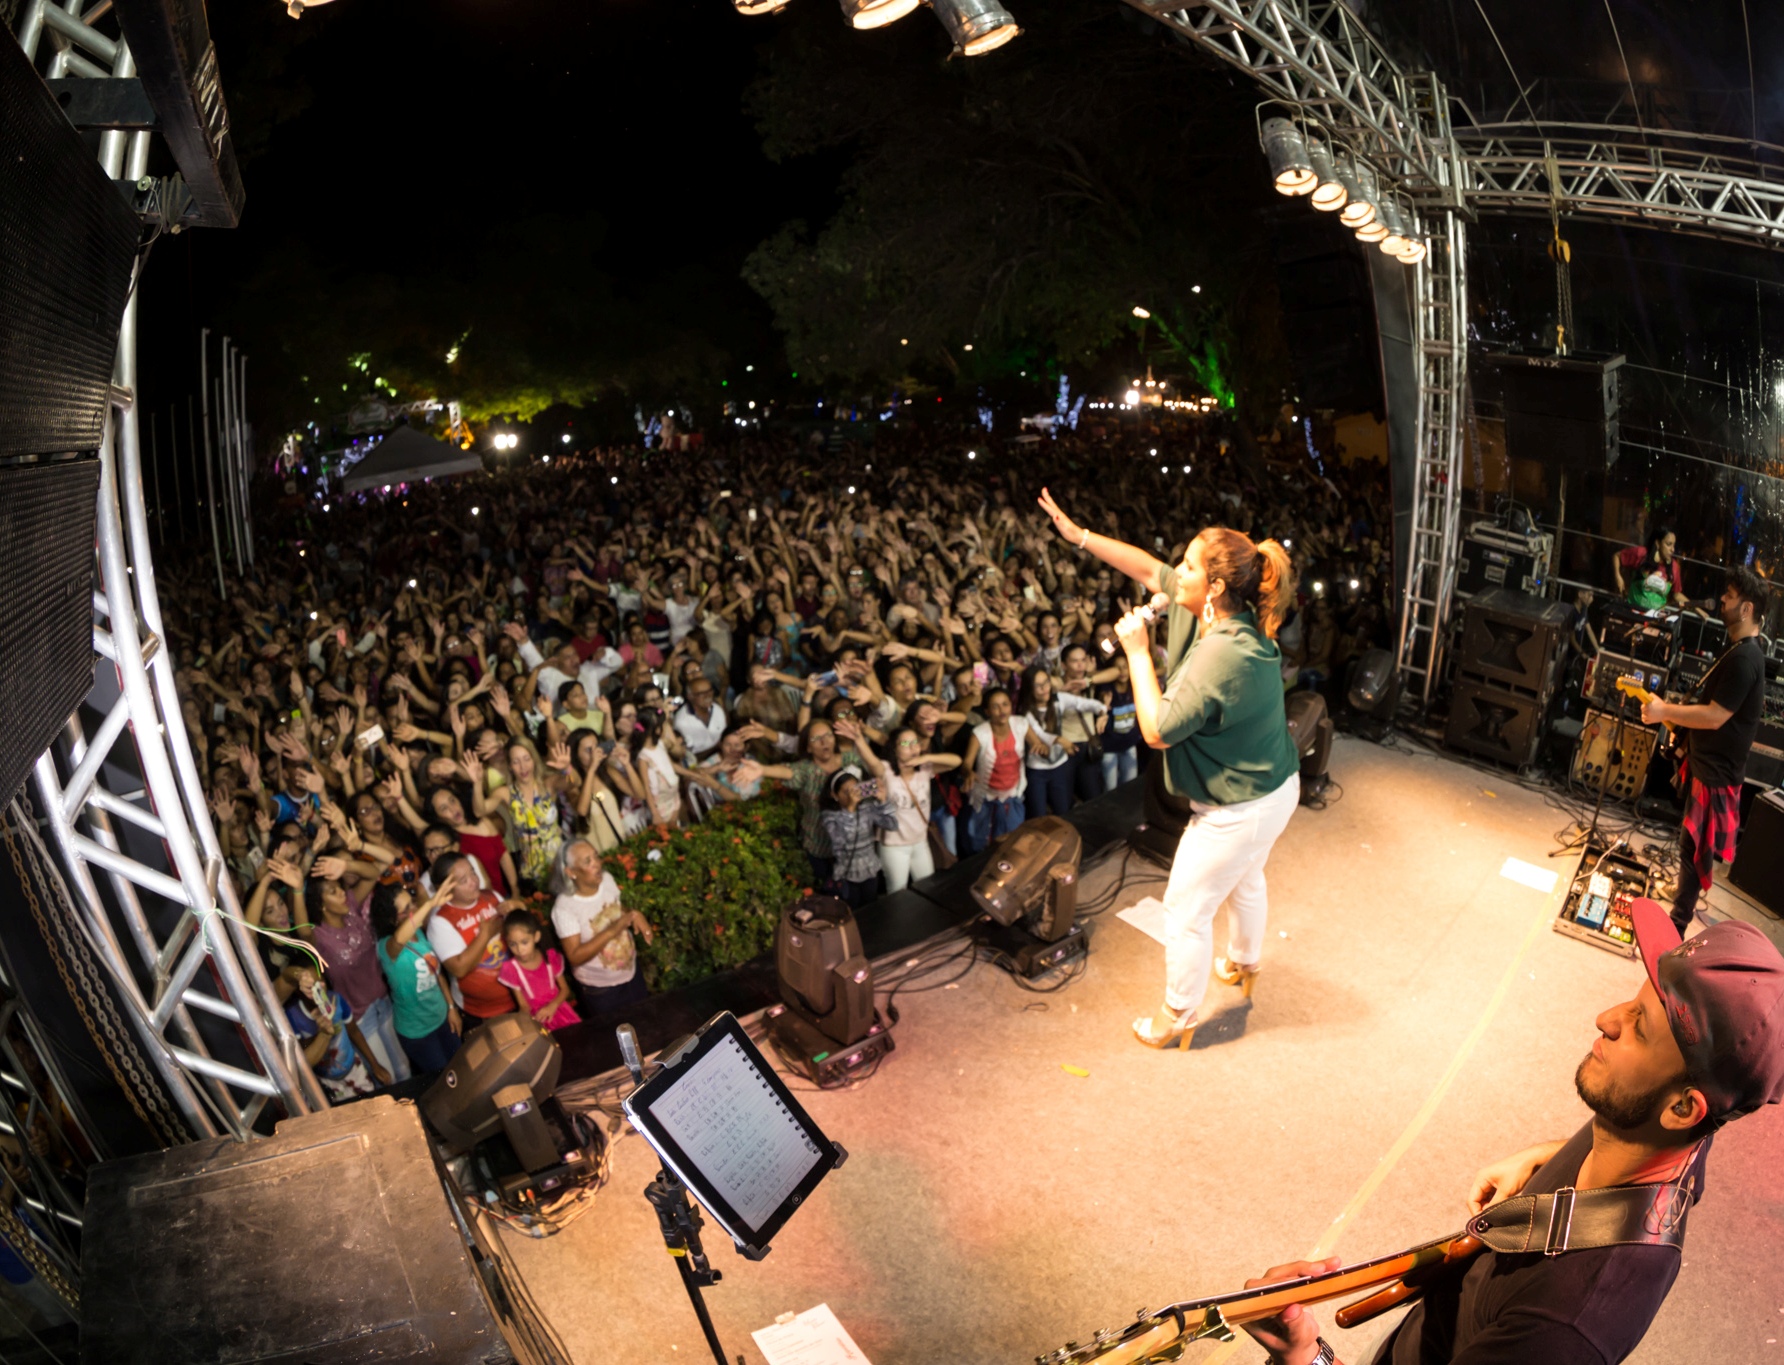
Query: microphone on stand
1102 591 1171 654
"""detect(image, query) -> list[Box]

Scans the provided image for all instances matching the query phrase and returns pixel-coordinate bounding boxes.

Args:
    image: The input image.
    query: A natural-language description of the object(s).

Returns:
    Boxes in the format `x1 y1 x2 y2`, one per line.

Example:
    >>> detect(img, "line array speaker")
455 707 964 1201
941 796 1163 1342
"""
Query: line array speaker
1479 349 1625 471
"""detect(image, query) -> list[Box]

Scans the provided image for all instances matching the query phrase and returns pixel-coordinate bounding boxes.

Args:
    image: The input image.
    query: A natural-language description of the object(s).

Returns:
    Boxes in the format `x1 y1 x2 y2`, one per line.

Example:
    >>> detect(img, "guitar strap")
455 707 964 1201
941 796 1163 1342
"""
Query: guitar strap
1465 1156 1701 1258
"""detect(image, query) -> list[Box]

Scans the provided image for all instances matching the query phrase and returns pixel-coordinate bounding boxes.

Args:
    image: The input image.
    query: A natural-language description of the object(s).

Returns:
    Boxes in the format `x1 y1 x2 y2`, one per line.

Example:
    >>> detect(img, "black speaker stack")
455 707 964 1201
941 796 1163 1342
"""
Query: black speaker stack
1731 790 1784 917
1445 589 1574 768
0 33 144 806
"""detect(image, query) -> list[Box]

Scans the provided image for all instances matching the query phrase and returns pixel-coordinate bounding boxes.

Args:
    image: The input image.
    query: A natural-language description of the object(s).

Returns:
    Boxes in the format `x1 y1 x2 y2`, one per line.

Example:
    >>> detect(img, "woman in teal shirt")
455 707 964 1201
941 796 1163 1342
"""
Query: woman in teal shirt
372 882 463 1075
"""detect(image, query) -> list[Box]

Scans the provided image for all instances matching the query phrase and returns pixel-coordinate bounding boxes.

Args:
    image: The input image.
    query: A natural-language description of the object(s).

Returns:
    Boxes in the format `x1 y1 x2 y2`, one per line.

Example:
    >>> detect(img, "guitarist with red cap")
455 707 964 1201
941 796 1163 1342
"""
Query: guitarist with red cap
1237 903 1784 1365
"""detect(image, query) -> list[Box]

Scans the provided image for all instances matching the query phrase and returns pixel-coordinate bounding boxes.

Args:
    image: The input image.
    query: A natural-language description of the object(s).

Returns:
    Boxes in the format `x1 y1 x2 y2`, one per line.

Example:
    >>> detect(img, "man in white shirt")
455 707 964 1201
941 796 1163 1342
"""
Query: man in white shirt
508 624 623 704
672 678 727 759
550 840 655 1020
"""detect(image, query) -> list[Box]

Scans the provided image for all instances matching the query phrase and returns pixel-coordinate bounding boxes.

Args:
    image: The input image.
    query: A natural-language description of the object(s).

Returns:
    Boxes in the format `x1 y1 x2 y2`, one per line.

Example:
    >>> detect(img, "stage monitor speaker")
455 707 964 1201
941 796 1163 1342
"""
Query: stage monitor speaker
1731 790 1784 916
1456 589 1573 697
1569 707 1660 801
81 1096 541 1364
1480 349 1624 471
1446 679 1547 768
1285 690 1334 801
420 1014 561 1157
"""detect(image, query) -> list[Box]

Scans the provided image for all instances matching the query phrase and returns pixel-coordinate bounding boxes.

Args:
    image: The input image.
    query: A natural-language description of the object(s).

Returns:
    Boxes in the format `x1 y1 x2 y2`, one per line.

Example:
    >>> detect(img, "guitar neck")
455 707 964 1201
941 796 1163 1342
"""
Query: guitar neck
1056 1235 1480 1365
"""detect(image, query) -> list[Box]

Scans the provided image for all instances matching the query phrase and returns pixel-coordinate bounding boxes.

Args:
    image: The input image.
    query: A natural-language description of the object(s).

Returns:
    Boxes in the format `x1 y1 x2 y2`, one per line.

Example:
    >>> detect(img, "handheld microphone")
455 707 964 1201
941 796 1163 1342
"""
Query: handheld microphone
1102 591 1171 654
616 1023 645 1087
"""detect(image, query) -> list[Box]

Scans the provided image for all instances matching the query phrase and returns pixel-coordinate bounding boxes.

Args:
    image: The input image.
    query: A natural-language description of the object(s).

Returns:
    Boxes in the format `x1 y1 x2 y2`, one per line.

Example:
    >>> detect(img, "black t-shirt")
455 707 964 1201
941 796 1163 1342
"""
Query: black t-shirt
1375 1124 1705 1365
1685 635 1765 788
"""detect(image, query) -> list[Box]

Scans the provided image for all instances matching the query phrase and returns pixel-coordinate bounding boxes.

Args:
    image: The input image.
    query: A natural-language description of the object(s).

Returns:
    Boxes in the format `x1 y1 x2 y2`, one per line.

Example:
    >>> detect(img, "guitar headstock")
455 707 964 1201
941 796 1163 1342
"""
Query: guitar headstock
1614 673 1649 701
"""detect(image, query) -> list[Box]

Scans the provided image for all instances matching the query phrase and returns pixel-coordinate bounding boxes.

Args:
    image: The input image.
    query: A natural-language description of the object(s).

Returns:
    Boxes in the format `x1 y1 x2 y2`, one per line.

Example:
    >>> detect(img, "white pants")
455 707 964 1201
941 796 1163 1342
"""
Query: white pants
1161 774 1299 1016
879 839 934 894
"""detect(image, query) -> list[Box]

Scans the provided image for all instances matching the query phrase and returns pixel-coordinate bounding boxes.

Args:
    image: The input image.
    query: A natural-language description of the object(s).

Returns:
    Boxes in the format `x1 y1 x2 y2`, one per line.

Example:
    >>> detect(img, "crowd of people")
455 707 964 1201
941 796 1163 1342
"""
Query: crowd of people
158 417 1394 1096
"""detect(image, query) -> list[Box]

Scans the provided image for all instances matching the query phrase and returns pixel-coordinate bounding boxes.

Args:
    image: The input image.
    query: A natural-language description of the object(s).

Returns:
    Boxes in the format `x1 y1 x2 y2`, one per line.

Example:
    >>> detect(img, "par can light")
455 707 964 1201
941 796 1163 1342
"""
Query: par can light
1376 199 1411 256
1396 235 1429 264
841 0 921 25
1306 138 1348 212
931 0 1020 54
1261 117 1315 196
1338 157 1378 230
734 0 791 13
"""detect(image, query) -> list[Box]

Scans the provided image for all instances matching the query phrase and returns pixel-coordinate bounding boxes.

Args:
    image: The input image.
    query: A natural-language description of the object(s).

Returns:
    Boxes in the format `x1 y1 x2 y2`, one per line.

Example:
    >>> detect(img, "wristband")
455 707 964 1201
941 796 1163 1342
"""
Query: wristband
1078 528 1091 549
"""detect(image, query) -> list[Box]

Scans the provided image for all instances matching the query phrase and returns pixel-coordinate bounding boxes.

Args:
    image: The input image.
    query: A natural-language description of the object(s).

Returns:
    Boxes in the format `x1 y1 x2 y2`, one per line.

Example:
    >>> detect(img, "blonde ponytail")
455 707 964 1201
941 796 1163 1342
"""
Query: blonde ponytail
1253 539 1295 639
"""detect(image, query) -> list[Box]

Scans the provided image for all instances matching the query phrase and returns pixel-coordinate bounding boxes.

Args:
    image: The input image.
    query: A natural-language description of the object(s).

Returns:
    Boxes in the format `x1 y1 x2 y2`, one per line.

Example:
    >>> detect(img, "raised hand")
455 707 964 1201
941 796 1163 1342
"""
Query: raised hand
461 752 484 785
312 855 348 881
546 739 572 772
374 774 403 803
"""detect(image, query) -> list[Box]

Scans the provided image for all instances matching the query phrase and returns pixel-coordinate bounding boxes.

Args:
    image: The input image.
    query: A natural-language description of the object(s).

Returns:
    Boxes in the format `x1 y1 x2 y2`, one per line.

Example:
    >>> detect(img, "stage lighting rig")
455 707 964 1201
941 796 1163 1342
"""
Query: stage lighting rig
971 816 1085 977
1375 200 1412 257
735 0 792 12
767 896 895 1085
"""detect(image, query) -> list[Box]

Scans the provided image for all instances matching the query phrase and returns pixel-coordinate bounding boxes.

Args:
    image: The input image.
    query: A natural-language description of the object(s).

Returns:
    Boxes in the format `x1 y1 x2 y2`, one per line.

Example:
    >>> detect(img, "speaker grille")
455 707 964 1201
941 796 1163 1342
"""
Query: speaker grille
0 33 141 458
0 460 99 805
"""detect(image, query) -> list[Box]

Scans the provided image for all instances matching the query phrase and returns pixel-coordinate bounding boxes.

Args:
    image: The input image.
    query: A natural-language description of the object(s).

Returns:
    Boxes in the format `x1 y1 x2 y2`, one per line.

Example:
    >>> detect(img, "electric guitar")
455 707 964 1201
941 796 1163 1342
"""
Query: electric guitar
1041 1233 1482 1364
1612 676 1674 736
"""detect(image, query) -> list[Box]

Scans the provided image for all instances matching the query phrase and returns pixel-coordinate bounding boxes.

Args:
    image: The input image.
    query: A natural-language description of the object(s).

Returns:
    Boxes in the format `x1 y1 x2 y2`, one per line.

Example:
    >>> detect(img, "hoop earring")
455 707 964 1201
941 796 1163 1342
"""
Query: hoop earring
1202 599 1216 626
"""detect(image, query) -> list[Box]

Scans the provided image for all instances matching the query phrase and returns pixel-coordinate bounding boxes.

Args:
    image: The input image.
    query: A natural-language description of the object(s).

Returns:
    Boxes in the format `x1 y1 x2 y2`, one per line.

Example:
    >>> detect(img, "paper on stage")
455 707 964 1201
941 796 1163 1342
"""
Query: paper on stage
1116 895 1169 946
1499 857 1558 895
751 1304 871 1365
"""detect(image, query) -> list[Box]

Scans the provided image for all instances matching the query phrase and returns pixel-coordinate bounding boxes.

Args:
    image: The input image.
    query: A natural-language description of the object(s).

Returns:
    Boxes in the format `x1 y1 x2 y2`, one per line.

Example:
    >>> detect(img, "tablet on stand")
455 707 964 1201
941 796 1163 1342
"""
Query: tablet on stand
620 1012 848 1364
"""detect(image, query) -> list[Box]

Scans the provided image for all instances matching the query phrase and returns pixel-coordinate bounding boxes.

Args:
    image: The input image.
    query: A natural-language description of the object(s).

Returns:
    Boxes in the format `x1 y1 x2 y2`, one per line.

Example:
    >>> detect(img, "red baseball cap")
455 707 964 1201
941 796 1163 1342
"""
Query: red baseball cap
1629 897 1784 1124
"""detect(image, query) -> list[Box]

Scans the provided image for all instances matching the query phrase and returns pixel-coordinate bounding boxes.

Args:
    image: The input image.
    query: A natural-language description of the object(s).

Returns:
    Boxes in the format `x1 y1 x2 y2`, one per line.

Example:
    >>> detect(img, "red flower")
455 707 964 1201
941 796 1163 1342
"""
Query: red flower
713 924 724 936
642 874 654 882
733 837 742 844
801 887 813 896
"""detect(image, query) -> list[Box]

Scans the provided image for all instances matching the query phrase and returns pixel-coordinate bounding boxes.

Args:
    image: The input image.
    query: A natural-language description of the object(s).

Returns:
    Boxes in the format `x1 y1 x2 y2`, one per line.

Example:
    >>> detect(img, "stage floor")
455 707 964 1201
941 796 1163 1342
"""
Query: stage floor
498 735 1784 1365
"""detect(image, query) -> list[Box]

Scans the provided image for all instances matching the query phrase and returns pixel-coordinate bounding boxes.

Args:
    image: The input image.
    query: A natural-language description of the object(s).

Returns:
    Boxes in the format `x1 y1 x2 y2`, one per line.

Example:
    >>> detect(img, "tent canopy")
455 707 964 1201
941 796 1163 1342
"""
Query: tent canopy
340 425 482 495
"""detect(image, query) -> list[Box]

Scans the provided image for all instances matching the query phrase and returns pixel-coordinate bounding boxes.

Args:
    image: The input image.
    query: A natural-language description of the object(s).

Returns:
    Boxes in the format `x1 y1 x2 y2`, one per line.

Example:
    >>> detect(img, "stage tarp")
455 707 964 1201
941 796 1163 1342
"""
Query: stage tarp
341 424 481 494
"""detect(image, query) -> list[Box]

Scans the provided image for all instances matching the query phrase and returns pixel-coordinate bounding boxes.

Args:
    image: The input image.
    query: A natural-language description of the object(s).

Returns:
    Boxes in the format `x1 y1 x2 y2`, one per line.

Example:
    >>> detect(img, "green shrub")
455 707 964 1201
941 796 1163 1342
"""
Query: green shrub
598 793 812 993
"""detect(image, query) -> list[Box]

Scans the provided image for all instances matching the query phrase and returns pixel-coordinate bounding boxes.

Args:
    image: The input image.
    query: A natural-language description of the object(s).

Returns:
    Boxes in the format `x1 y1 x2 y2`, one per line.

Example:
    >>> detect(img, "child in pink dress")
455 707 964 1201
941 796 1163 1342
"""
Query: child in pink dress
496 909 581 1031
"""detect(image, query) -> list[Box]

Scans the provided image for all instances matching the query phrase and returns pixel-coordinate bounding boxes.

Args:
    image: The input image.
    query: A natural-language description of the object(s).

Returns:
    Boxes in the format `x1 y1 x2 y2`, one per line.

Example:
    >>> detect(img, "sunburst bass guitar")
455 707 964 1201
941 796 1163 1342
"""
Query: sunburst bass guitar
1039 1232 1482 1364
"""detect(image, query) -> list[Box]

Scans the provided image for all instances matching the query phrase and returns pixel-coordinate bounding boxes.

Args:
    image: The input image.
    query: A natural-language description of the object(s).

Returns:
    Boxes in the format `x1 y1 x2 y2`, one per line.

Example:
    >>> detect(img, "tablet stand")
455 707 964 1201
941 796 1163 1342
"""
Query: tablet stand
643 1166 734 1365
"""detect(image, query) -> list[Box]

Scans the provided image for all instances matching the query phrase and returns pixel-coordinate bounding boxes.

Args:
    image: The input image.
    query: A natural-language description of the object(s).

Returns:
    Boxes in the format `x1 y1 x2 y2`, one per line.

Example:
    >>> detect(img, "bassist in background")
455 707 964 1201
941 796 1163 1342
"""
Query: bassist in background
1639 566 1767 935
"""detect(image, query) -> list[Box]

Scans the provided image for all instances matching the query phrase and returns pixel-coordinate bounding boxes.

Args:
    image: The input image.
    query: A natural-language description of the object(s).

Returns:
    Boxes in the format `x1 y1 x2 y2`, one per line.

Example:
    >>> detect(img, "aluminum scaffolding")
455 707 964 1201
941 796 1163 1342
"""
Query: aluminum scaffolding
15 1 324 1142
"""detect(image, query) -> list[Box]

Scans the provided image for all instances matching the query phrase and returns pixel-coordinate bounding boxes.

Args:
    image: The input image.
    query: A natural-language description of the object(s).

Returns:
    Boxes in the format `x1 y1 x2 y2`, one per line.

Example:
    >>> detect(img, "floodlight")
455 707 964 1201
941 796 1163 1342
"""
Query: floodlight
734 0 790 13
1376 200 1411 256
971 815 1082 942
930 0 1019 55
1306 139 1348 211
420 1014 562 1155
1347 647 1400 717
1262 117 1315 196
841 0 920 26
1338 158 1378 230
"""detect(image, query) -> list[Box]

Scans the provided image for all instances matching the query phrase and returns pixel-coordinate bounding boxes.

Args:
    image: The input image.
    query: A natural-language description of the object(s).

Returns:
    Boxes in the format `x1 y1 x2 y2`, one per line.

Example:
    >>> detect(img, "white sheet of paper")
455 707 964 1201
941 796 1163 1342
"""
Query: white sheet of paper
1499 857 1558 895
751 1304 871 1365
1116 895 1170 946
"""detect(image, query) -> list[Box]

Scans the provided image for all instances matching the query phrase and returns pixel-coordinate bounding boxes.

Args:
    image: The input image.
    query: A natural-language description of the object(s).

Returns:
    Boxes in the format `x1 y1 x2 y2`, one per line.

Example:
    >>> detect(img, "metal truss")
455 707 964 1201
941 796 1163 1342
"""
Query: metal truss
1395 209 1468 701
1121 0 1449 194
15 4 325 1141
1461 131 1784 250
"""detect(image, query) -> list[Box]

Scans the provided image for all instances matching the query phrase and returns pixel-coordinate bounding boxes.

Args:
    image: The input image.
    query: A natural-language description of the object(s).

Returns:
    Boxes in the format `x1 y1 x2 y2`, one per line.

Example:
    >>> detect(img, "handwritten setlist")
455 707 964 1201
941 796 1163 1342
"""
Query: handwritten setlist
652 1034 823 1232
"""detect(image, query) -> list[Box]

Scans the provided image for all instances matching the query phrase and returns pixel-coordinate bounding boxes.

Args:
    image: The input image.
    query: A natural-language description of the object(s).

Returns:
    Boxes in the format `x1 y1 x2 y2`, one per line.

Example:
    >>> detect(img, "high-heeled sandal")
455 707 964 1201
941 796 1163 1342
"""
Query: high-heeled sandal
1131 1006 1196 1051
1213 957 1261 999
